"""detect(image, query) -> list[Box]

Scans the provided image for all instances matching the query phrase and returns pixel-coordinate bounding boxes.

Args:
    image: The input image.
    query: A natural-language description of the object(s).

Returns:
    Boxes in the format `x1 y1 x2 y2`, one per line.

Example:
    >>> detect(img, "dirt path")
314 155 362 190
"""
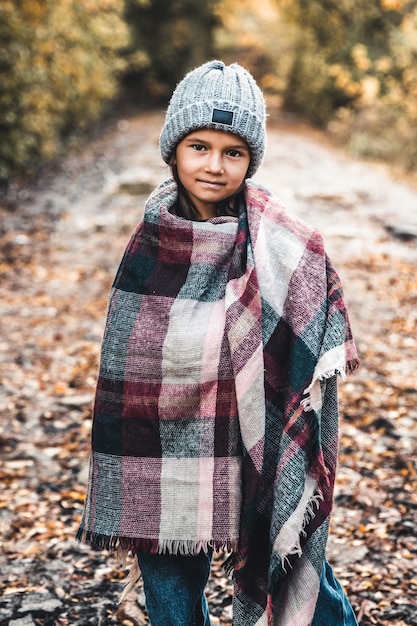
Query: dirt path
1 110 416 626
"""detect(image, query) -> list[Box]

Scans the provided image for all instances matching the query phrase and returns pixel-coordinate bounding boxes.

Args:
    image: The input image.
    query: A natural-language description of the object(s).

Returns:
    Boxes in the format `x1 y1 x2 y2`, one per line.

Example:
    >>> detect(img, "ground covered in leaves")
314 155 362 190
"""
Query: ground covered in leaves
1 111 416 625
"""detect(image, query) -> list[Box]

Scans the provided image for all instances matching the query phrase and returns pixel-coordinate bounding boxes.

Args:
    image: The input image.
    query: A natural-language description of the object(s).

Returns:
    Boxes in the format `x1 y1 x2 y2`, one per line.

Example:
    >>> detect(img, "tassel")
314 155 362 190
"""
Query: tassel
223 552 236 576
118 555 141 604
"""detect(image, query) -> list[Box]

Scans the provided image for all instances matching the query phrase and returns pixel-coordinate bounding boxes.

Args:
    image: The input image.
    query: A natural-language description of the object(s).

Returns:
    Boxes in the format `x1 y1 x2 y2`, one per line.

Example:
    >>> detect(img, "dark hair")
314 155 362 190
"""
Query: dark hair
169 159 244 221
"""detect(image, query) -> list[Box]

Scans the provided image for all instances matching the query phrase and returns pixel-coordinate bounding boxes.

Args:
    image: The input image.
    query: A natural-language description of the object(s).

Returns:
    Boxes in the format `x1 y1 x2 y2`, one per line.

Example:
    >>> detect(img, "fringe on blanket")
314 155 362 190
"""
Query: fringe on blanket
116 538 238 603
118 553 141 604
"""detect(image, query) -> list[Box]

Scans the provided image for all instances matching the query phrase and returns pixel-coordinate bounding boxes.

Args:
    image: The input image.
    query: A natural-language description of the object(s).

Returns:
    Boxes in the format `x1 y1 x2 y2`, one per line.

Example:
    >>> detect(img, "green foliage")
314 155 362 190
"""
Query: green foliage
122 0 219 103
0 0 129 180
276 0 417 168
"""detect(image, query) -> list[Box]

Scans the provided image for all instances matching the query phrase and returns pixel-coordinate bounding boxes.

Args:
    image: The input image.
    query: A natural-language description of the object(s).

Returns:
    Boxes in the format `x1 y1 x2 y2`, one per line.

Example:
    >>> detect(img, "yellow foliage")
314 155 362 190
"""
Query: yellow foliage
335 69 354 90
352 44 371 72
359 76 380 106
268 0 417 168
0 0 129 179
380 0 406 9
214 0 293 94
375 56 393 73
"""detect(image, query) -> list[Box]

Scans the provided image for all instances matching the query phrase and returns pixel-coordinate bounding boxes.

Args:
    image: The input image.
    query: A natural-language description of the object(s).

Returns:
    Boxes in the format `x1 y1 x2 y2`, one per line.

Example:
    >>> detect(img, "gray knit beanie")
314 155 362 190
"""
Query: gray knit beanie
160 60 266 178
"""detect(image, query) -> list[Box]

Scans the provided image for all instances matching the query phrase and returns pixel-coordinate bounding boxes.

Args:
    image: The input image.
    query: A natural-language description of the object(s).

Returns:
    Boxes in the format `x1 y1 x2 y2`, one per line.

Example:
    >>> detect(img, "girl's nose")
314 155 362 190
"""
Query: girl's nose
205 152 224 173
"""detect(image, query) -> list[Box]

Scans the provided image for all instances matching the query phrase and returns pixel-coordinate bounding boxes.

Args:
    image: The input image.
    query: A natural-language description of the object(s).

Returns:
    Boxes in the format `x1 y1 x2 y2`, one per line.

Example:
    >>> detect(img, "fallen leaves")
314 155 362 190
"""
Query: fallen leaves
317 250 417 625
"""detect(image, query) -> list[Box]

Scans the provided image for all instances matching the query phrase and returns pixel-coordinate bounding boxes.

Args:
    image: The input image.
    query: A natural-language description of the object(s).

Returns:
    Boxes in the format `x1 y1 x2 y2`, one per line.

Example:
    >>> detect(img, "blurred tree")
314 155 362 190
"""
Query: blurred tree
276 0 398 122
276 0 417 115
276 0 417 168
0 0 129 181
122 0 219 104
214 0 288 105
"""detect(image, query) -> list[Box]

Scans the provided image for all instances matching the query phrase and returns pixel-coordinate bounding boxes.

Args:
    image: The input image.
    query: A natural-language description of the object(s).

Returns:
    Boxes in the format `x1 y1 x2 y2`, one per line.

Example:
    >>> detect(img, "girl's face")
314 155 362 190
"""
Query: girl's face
174 128 250 219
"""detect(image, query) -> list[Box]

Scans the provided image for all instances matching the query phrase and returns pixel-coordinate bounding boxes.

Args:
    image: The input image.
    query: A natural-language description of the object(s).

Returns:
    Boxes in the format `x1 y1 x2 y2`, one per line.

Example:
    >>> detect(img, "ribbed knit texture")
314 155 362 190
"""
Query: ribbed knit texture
77 178 360 625
160 60 266 177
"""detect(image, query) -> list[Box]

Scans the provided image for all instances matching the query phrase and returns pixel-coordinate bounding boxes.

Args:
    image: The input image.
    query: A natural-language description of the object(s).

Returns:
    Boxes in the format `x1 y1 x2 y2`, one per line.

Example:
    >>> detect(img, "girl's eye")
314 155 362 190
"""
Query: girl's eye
227 149 243 157
191 144 206 151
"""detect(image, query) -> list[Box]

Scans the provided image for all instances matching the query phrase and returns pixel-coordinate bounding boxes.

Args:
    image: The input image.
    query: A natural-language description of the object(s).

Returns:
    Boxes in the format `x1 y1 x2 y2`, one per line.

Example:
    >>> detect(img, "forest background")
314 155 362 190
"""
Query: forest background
1 3 417 625
2 0 417 182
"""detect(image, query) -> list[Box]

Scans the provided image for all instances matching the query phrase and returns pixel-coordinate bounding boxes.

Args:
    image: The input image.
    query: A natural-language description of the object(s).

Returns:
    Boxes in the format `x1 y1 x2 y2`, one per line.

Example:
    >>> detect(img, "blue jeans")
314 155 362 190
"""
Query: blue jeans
137 549 213 626
137 551 358 626
312 560 358 626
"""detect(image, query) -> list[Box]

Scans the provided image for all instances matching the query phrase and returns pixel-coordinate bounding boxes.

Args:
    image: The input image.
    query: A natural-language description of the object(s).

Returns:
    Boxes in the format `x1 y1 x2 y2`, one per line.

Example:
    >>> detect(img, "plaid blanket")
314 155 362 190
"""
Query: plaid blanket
77 178 359 625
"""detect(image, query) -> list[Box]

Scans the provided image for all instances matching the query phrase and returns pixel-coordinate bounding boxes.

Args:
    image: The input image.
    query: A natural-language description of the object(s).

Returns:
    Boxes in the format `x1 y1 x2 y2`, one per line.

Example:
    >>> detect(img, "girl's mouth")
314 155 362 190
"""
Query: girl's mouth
198 180 225 188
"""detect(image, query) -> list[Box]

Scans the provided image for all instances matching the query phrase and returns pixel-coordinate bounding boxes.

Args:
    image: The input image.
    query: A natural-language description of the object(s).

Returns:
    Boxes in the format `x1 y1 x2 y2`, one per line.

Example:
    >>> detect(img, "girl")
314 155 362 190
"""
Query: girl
77 60 360 626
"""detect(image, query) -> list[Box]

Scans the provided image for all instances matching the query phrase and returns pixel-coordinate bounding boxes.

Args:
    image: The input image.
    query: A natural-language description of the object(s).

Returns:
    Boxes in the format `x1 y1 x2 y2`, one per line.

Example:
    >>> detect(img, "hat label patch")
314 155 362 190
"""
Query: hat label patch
212 108 234 125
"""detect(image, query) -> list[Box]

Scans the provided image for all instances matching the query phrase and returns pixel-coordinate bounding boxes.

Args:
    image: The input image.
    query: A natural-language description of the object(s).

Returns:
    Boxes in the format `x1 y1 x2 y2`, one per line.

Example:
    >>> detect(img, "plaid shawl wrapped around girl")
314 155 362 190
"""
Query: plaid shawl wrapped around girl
77 178 359 626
